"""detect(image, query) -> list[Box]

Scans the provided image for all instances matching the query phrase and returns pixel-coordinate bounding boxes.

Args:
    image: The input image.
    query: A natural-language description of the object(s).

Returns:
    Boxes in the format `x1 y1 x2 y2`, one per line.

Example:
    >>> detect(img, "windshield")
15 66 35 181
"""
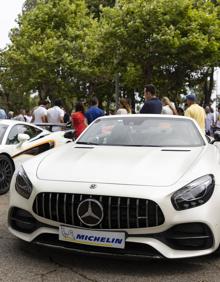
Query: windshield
77 116 205 147
0 124 8 145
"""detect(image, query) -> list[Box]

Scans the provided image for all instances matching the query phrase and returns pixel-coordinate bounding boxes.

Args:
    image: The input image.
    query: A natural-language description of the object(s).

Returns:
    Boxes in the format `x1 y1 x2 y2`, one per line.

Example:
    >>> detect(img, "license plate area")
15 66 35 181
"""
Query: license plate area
59 225 125 249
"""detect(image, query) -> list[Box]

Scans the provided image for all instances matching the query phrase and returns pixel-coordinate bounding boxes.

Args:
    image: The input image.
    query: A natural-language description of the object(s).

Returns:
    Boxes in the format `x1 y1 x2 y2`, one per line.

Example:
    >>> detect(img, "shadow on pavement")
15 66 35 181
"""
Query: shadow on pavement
16 239 219 278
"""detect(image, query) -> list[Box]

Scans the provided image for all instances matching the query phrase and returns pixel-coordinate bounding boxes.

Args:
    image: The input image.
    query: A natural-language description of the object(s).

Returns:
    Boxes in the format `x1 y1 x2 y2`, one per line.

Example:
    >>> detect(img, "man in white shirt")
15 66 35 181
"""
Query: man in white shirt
47 99 64 131
32 100 49 124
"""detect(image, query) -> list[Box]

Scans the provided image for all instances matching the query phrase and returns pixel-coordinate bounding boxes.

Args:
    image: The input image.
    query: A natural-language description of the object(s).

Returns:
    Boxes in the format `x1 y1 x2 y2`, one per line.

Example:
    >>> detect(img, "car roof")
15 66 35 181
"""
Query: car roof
0 119 29 126
0 119 49 132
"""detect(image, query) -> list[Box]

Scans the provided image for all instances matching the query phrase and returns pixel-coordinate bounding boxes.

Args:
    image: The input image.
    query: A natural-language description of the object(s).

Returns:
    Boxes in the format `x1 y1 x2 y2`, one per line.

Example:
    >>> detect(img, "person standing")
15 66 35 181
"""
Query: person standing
47 99 65 131
71 102 87 138
184 94 206 132
215 105 220 130
7 111 14 119
205 106 214 136
31 100 49 124
140 84 162 114
161 97 177 115
0 108 7 119
116 98 132 114
14 109 26 122
85 97 104 124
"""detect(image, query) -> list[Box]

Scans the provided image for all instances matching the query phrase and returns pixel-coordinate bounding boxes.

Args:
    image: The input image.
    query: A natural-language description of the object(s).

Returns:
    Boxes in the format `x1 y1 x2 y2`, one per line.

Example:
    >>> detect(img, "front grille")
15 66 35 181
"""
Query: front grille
33 193 165 229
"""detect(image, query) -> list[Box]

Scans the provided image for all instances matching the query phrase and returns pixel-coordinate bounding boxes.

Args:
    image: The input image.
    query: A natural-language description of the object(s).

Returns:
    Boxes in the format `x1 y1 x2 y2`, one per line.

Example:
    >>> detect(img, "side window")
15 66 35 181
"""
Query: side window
6 125 21 144
0 125 8 144
22 125 42 140
6 125 42 145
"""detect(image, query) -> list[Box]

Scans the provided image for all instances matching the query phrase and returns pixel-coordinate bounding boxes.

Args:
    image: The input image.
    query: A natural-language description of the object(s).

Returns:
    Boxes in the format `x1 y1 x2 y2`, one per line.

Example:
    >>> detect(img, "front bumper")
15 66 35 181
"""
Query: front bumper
8 206 215 259
8 178 220 259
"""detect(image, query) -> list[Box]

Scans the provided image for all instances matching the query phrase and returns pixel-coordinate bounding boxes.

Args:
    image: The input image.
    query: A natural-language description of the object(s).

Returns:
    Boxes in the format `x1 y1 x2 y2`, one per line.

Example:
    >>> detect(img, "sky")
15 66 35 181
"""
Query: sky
0 0 25 49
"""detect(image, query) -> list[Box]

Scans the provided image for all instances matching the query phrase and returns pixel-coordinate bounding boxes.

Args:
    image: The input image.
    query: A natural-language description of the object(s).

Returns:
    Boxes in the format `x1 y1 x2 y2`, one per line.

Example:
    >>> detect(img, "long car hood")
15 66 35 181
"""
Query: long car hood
36 144 204 187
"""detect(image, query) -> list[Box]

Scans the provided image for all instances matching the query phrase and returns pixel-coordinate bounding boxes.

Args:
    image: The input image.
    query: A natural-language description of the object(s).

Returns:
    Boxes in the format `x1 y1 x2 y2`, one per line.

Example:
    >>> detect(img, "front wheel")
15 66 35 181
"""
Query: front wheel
0 155 14 195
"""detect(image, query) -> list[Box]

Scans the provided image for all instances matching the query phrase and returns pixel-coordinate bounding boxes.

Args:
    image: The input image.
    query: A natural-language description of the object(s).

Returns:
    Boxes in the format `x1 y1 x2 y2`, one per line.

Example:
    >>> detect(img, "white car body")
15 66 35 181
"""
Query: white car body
8 115 220 259
0 119 71 194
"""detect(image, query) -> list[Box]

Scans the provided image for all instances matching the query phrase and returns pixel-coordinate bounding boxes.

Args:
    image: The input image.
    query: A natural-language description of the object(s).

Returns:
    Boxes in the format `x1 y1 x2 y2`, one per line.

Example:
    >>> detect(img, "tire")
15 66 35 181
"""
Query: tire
0 155 14 195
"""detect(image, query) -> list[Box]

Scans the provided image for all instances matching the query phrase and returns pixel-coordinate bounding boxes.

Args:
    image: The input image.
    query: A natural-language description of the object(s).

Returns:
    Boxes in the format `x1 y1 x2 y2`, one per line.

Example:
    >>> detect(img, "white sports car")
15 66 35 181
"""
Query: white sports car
8 115 220 259
0 119 72 194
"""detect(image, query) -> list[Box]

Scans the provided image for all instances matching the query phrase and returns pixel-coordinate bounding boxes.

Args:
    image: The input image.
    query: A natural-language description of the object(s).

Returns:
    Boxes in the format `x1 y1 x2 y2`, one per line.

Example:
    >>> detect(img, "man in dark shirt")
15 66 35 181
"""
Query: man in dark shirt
85 97 104 124
140 84 162 114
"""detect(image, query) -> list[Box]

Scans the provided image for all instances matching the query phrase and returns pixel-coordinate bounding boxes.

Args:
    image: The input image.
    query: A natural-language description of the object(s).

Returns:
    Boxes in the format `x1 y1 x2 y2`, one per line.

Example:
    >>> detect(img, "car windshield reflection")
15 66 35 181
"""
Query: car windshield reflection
77 116 205 147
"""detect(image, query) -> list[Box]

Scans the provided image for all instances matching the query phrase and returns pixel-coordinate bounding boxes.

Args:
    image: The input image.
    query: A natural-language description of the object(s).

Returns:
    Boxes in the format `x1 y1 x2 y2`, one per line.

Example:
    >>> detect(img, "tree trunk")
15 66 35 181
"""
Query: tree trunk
203 67 214 106
144 63 153 84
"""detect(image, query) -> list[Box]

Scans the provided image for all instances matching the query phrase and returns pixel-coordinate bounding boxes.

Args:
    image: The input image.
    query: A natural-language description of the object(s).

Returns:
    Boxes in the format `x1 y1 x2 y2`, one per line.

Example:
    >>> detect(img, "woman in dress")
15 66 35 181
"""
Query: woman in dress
71 102 87 138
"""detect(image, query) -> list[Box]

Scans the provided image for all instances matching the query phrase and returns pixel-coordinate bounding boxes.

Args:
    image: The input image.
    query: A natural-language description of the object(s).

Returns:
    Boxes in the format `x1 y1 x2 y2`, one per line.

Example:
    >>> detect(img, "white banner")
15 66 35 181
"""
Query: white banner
59 226 125 249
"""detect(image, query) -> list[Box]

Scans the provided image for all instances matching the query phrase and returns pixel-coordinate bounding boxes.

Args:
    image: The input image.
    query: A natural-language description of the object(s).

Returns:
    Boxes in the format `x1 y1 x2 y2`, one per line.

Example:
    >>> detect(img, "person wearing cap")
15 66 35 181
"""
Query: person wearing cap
184 94 206 132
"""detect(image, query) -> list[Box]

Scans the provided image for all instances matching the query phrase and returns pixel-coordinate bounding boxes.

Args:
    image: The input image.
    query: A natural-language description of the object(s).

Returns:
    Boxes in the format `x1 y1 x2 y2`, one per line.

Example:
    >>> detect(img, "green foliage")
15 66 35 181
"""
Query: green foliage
94 0 220 100
2 0 94 106
1 0 220 112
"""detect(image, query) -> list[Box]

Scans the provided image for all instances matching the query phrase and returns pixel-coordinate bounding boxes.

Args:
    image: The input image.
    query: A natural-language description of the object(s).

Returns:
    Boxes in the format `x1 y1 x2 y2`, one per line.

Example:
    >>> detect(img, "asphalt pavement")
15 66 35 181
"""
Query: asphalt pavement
0 194 220 282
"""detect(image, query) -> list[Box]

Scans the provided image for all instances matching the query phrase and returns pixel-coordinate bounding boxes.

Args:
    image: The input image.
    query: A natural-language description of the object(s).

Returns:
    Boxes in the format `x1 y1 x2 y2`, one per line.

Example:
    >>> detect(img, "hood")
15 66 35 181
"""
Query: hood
35 144 204 187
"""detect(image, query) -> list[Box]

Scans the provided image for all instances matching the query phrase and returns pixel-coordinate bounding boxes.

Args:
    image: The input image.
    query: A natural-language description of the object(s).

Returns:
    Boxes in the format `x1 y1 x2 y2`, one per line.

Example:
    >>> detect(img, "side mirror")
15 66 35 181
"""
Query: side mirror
17 133 30 146
211 131 220 144
64 130 75 140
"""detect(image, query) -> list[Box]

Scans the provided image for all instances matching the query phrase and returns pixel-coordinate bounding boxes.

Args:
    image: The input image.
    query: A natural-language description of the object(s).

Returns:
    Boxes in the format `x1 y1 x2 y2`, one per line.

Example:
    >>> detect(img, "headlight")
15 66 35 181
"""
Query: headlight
171 175 215 211
15 167 33 199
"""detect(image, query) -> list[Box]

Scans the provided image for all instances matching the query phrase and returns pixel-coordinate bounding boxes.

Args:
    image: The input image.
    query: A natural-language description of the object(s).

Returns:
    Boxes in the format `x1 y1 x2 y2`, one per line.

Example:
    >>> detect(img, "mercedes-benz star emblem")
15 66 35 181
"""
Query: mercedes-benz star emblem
90 184 97 189
77 199 104 227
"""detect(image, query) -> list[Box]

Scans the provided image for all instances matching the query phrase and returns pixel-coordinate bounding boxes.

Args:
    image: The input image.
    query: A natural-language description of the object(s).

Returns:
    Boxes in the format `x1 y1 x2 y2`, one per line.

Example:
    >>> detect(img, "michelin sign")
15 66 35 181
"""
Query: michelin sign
59 225 125 249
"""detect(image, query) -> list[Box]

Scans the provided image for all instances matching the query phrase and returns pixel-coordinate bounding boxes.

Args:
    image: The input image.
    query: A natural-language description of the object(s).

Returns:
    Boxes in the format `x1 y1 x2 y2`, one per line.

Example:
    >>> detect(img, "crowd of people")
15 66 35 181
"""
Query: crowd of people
139 84 216 136
0 84 219 137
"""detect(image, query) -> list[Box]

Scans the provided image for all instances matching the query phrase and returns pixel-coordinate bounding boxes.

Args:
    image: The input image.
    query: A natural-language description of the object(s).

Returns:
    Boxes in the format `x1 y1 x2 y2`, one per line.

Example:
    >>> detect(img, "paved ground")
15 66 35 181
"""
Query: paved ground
1 194 220 282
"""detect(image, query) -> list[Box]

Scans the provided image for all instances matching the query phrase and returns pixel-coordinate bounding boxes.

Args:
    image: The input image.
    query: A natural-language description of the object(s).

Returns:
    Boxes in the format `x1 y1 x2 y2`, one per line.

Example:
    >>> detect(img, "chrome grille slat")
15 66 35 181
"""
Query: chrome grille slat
33 193 164 229
108 197 111 229
42 193 45 218
145 199 148 228
136 199 139 228
79 195 83 227
99 196 103 229
155 204 158 226
56 194 59 222
71 194 75 225
49 193 52 220
127 198 130 228
64 194 67 224
117 197 121 229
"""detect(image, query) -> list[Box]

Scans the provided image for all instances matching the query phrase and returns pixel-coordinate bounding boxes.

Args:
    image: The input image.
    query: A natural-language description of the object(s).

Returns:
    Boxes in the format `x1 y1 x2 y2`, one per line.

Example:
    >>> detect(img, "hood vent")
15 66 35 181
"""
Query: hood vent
74 146 94 149
161 149 191 152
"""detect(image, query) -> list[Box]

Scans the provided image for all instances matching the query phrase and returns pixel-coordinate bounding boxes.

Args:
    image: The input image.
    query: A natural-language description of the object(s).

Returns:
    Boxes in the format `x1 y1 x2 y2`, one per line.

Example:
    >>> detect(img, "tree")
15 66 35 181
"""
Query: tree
2 0 94 104
93 0 220 100
23 0 38 12
1 0 220 112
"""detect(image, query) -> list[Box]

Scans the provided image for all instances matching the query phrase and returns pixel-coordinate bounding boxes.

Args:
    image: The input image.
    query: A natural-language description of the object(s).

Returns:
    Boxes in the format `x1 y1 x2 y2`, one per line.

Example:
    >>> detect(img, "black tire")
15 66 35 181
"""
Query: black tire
0 155 14 195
